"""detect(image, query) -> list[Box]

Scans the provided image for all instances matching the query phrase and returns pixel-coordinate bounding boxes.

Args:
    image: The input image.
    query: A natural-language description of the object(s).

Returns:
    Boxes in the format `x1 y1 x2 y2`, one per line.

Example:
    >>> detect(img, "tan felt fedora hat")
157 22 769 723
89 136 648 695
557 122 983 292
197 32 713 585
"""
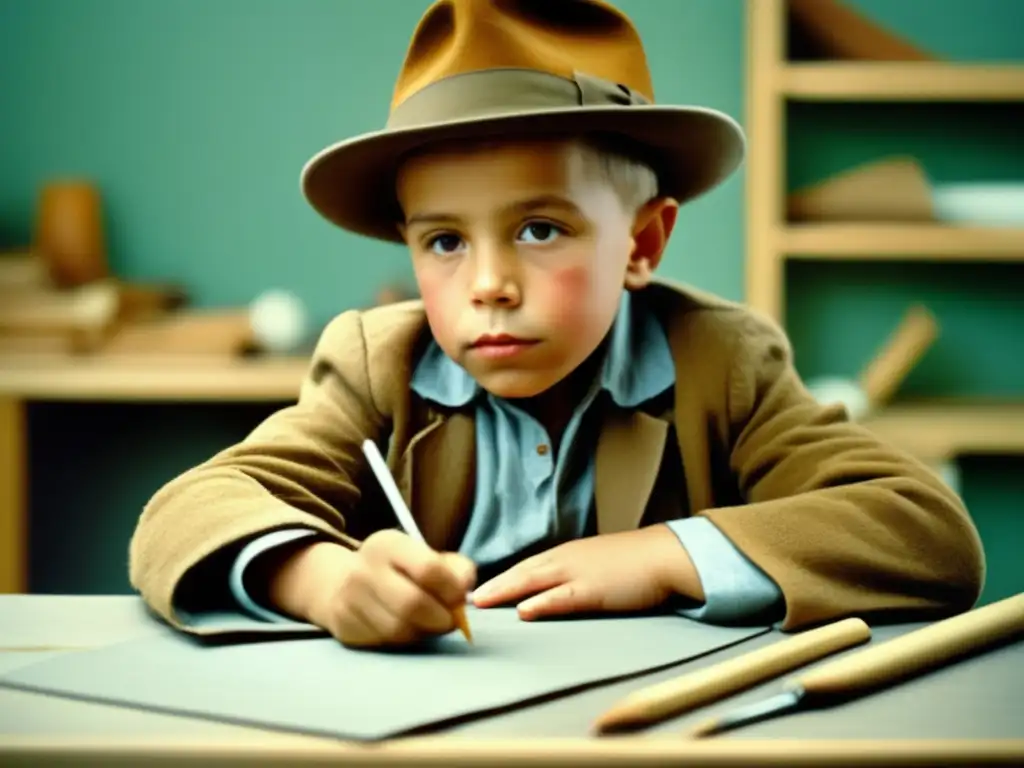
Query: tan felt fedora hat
300 0 745 243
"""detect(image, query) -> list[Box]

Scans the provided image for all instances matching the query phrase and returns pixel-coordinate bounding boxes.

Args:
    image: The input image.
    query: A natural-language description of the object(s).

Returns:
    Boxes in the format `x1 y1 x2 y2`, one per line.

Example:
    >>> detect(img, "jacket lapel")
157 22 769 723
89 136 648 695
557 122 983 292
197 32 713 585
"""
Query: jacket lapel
398 411 477 551
594 405 670 534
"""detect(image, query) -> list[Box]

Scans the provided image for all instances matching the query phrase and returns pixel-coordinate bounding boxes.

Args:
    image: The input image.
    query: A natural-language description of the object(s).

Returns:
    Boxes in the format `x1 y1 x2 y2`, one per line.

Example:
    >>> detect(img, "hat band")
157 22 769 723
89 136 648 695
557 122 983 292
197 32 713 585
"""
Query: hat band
386 69 651 131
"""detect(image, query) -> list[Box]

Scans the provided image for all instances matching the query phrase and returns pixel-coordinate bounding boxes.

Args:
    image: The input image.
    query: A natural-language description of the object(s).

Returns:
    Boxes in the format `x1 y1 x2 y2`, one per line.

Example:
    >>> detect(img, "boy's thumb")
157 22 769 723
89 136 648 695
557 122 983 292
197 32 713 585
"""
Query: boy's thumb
442 553 477 591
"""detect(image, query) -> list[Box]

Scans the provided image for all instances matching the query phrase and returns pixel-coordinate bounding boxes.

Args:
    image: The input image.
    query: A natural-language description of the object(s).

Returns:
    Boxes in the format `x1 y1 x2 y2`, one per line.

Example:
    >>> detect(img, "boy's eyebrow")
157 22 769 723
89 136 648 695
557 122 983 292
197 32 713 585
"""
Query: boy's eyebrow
404 195 582 227
506 195 582 217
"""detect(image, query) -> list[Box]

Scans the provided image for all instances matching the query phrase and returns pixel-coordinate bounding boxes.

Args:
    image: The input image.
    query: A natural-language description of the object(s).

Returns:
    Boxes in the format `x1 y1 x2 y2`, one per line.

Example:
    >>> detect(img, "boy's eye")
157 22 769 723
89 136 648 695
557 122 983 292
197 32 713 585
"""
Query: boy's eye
428 233 464 255
517 222 561 244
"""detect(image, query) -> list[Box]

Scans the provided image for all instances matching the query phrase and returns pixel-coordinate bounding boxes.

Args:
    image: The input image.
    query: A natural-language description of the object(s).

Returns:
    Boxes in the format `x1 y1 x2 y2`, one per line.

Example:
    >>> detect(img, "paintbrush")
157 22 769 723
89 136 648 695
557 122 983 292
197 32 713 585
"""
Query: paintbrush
593 617 871 733
361 439 473 643
689 592 1024 738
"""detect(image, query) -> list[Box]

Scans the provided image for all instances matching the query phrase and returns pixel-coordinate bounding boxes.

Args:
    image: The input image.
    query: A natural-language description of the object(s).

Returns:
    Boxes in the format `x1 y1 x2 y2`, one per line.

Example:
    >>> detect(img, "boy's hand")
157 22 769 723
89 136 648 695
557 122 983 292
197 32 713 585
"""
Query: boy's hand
469 525 704 620
270 530 476 648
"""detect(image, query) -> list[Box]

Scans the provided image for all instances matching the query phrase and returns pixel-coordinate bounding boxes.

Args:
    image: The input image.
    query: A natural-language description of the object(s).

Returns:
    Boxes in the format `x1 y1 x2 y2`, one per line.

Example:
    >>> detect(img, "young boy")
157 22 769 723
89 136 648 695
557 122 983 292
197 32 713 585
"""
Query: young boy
130 0 984 648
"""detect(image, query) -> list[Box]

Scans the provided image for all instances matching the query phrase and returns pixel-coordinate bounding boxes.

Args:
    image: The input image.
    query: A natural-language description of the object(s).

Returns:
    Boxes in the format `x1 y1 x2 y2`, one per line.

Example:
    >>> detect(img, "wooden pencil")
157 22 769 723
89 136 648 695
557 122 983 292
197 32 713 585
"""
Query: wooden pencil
592 617 871 733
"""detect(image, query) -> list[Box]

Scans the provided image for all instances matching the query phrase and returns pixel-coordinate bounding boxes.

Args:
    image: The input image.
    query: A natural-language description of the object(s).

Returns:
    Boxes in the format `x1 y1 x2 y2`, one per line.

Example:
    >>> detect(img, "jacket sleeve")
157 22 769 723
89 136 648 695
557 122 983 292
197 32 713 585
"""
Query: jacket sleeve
701 310 986 631
128 310 388 635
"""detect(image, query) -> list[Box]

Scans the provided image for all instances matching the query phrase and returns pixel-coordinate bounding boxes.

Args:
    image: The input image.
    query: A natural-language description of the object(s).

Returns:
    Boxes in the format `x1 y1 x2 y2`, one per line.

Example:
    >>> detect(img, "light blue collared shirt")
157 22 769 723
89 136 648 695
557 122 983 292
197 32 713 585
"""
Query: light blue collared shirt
225 291 782 625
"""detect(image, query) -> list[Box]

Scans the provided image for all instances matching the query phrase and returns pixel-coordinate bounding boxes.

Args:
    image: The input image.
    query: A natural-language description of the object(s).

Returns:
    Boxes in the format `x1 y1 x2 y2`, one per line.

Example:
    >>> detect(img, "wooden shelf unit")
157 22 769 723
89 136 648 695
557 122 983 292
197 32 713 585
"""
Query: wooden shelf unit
744 0 1024 460
781 224 1024 259
0 354 311 594
0 354 310 402
746 0 1024 322
862 400 1024 461
783 62 1024 102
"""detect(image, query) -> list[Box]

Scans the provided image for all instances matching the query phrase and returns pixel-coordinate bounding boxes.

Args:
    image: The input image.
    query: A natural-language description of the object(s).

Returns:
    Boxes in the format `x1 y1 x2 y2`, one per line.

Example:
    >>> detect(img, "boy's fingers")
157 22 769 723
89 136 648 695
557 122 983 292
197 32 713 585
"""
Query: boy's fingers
441 553 477 593
387 539 473 608
371 566 456 635
335 597 390 647
472 562 563 606
362 528 427 564
517 582 598 620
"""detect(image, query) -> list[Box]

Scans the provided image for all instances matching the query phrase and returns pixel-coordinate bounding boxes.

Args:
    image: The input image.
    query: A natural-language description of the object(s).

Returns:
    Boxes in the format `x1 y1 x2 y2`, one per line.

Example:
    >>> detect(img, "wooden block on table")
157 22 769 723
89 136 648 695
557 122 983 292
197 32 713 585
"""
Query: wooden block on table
101 310 255 357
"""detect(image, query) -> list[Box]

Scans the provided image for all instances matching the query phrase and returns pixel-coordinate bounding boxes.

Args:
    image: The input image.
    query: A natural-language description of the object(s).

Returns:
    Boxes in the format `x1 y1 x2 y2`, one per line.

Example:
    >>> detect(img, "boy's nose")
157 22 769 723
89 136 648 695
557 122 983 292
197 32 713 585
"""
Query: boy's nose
469 250 521 308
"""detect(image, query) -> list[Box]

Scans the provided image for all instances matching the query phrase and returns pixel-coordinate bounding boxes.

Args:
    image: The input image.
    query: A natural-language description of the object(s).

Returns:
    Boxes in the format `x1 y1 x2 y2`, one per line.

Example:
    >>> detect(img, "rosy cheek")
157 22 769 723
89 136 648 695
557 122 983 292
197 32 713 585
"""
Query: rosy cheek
416 271 457 341
543 265 592 330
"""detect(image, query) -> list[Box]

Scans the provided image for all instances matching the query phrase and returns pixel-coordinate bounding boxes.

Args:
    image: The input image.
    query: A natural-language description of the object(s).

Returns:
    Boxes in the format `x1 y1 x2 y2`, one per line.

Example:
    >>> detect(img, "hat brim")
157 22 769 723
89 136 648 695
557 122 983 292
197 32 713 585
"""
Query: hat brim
300 105 745 243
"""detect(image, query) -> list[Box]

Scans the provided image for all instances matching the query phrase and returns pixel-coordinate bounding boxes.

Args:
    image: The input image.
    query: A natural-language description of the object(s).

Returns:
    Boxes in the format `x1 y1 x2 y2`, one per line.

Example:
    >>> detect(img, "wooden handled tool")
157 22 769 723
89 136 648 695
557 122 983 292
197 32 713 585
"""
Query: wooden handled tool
690 592 1024 738
859 303 938 409
792 591 1024 700
593 617 871 733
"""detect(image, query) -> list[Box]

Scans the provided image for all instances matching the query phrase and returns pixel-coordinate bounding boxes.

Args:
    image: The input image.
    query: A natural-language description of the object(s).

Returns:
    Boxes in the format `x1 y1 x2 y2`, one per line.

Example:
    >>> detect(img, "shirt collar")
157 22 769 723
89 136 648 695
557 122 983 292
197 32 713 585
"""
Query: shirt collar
410 290 675 409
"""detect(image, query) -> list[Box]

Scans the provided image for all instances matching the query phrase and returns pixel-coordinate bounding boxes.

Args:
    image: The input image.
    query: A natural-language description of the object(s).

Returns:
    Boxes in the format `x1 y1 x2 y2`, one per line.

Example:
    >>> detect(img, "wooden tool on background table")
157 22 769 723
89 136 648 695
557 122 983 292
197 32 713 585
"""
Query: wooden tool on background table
689 592 1024 738
593 617 871 733
361 439 473 643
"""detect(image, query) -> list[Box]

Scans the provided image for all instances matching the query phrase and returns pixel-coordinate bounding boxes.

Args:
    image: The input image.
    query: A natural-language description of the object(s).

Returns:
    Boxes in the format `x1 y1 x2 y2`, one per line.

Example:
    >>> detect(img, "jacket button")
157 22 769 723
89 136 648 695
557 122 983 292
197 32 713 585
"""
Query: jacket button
536 444 549 456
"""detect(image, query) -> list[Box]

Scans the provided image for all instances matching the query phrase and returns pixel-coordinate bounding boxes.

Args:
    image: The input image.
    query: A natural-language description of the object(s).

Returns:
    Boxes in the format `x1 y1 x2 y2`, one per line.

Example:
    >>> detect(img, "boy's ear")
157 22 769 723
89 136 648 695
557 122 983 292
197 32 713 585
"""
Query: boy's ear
624 197 679 290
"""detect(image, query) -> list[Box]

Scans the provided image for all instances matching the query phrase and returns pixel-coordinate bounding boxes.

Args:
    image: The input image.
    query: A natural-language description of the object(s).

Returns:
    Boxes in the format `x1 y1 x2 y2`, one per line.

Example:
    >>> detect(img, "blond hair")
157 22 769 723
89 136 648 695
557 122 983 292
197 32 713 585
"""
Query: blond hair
573 133 661 214
395 132 662 218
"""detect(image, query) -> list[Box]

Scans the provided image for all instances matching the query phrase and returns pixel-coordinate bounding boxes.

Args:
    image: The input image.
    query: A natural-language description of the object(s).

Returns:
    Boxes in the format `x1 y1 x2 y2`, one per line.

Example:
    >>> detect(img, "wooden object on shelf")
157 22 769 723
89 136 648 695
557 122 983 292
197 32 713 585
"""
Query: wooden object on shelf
787 157 934 222
0 249 190 354
0 335 75 355
860 305 938 409
101 310 255 357
0 251 48 291
0 278 121 351
788 0 933 61
34 180 109 288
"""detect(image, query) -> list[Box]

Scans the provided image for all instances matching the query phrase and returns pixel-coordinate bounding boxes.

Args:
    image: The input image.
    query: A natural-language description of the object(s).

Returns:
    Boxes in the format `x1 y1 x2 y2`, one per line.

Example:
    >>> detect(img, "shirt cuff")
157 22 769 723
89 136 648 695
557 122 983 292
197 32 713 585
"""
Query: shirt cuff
228 528 320 624
664 517 783 624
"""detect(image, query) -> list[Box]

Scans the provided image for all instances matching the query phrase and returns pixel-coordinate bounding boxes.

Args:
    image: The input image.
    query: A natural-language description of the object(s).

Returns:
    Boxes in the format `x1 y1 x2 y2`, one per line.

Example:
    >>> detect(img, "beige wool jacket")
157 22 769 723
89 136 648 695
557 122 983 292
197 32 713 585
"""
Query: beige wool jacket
129 280 985 635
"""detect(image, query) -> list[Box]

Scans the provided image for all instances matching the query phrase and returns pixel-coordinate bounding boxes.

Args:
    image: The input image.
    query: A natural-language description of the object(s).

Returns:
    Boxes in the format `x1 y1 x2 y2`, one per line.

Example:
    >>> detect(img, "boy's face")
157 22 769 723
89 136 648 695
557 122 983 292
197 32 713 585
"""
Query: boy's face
396 138 677 400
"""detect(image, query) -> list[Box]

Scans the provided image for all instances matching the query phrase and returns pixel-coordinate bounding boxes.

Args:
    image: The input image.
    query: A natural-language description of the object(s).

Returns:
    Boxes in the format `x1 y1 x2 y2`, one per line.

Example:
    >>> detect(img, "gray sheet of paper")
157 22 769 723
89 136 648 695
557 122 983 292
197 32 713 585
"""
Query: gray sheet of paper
0 596 163 650
0 606 766 741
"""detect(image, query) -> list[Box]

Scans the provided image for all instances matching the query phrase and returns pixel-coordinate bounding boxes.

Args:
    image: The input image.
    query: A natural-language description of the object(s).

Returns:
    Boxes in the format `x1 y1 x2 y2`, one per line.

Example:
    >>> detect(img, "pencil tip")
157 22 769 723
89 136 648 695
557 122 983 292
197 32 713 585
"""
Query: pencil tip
454 607 473 643
688 719 720 739
591 709 642 736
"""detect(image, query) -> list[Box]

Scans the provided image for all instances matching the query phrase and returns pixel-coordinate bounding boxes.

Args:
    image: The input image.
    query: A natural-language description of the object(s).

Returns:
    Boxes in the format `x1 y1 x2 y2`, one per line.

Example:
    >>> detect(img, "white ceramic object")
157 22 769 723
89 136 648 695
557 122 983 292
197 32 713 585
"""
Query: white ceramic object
931 182 1024 227
249 289 310 354
806 377 871 421
807 377 962 494
929 460 962 496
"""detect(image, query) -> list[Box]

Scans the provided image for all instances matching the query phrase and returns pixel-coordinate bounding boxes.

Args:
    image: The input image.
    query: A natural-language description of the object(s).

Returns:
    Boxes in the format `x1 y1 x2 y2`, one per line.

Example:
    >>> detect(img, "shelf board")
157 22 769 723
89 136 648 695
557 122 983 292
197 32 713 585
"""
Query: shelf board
780 224 1024 259
0 354 309 402
782 62 1024 101
862 400 1024 461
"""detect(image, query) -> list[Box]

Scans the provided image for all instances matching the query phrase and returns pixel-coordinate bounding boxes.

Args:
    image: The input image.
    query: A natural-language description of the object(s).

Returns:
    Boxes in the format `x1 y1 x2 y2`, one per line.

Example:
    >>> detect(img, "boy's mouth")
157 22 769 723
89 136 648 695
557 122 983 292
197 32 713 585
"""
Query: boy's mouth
469 333 539 359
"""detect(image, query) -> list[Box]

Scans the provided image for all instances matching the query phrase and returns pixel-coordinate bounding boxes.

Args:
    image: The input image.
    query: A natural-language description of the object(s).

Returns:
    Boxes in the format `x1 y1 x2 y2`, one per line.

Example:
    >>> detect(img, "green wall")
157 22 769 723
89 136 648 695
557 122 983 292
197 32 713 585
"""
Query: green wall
0 0 744 316
1 0 1021 605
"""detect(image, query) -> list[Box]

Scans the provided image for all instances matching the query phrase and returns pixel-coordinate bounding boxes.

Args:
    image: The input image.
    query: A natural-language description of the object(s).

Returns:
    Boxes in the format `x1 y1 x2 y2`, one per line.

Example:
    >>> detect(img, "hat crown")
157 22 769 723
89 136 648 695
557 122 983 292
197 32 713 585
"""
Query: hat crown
391 0 655 111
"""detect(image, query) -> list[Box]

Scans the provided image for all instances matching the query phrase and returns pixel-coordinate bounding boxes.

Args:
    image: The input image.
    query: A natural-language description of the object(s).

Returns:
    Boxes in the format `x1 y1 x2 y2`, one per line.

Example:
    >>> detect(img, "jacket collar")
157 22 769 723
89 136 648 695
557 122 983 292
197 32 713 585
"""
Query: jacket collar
397 289 677 549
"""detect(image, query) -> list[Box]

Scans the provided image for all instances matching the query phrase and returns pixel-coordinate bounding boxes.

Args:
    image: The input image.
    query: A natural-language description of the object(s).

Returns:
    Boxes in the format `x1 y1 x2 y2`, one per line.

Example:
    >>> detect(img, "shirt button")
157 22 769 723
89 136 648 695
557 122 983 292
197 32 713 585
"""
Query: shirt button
536 444 549 456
